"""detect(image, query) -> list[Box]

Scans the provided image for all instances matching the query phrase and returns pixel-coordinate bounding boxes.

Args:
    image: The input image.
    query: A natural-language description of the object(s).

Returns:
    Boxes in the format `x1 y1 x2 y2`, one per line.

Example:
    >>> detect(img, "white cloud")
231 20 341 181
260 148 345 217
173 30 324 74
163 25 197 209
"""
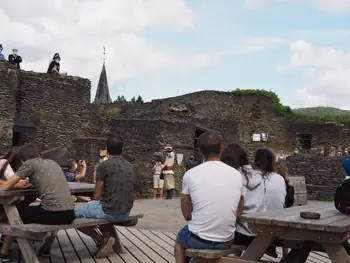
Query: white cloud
316 0 350 13
280 40 350 107
0 0 214 99
244 0 291 8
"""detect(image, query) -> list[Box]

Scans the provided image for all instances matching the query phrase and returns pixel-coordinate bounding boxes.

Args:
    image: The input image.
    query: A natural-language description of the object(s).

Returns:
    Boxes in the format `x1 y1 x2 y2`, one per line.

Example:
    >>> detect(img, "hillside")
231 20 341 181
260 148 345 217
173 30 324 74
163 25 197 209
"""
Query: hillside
293 107 350 117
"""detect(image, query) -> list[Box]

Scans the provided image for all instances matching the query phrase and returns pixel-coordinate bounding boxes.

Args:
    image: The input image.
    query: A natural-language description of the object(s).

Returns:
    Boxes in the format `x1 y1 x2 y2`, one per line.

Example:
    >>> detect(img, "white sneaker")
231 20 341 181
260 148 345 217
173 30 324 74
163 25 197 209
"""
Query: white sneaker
95 237 116 258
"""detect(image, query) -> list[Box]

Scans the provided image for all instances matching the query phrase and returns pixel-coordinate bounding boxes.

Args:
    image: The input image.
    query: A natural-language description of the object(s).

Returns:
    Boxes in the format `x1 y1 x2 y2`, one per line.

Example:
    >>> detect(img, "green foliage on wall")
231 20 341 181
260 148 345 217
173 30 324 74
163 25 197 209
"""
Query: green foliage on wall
231 89 350 121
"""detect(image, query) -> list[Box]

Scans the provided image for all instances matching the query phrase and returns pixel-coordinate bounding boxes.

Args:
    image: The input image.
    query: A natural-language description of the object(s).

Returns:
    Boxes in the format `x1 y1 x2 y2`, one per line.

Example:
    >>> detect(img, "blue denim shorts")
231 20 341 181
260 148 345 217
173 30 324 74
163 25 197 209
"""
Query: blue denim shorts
177 225 231 250
74 200 130 221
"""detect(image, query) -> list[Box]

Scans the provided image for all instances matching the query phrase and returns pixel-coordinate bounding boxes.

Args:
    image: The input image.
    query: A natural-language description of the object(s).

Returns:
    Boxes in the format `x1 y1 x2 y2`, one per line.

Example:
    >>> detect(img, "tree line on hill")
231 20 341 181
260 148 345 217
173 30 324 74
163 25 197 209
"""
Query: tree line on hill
113 95 144 103
293 107 350 117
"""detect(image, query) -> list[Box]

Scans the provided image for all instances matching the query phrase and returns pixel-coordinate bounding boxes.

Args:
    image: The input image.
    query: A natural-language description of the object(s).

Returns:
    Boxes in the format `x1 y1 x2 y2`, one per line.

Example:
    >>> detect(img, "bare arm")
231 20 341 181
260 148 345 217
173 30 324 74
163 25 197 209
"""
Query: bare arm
75 161 87 180
237 195 244 218
94 181 103 200
181 194 192 221
2 175 21 191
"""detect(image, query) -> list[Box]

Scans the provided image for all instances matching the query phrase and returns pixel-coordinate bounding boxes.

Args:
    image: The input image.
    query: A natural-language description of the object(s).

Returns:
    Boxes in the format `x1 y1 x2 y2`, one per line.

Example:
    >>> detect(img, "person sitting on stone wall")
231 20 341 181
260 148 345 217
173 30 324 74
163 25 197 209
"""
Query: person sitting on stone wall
174 131 244 263
47 53 67 76
184 154 198 172
65 159 91 202
74 134 137 258
8 48 22 69
0 45 5 61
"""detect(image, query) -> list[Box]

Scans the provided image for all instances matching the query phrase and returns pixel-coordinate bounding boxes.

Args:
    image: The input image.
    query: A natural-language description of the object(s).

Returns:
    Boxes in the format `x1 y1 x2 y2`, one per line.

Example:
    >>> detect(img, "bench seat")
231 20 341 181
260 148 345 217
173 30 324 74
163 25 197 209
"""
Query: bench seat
186 245 246 259
9 213 144 233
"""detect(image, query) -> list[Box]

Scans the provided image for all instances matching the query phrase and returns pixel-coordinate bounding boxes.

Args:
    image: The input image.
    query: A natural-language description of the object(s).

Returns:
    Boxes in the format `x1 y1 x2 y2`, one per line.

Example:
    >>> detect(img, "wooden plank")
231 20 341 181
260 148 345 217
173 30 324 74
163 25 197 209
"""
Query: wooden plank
139 229 175 255
56 230 82 263
31 241 50 263
11 214 144 233
68 183 95 195
322 243 350 263
162 232 177 241
118 226 168 262
127 227 175 263
65 228 96 263
116 227 155 263
49 236 70 263
150 230 176 247
241 203 329 225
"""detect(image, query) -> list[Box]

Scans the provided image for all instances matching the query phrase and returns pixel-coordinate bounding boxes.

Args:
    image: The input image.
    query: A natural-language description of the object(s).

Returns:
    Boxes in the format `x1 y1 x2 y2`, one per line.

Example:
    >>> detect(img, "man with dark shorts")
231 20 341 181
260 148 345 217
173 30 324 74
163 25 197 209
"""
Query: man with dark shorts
0 143 75 261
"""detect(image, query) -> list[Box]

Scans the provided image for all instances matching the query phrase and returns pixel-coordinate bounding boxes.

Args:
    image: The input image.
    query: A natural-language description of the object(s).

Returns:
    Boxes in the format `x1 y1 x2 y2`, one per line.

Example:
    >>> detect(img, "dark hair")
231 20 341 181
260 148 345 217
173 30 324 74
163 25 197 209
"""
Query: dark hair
199 131 222 159
106 134 123 155
221 143 250 182
254 148 275 175
67 159 76 170
0 147 21 178
19 143 39 162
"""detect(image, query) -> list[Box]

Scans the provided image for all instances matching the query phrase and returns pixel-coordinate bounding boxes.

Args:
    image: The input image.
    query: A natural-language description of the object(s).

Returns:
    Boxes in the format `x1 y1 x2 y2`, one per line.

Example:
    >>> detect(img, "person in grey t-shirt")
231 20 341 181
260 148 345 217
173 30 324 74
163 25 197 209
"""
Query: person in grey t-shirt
75 134 137 258
0 143 75 261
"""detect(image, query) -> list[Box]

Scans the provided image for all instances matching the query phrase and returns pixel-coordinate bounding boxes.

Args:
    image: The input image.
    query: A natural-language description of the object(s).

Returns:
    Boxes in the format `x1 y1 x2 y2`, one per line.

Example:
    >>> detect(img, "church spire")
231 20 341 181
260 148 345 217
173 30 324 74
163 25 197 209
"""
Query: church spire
93 47 112 104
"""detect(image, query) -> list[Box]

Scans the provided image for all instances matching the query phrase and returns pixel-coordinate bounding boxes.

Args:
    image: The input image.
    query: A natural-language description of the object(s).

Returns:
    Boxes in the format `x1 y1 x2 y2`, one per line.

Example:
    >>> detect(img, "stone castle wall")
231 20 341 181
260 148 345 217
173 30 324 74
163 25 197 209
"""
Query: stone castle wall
0 66 16 153
286 155 346 200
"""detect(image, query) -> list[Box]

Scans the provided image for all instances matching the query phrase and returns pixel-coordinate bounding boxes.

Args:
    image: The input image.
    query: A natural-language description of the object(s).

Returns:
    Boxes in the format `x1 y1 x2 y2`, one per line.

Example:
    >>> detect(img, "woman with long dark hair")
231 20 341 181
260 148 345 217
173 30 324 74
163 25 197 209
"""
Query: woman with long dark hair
0 147 21 180
254 148 286 258
221 144 265 247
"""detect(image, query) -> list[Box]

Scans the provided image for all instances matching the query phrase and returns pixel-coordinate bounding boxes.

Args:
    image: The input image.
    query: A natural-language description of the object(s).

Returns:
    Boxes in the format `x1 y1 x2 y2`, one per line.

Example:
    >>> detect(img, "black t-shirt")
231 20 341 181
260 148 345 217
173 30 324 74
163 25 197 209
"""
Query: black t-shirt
8 54 22 69
47 61 60 74
185 159 198 170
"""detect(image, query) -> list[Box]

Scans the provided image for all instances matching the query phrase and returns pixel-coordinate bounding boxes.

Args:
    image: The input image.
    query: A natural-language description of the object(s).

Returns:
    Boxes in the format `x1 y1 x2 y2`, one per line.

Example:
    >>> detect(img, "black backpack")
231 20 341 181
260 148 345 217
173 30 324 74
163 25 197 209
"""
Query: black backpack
285 180 295 208
334 179 350 215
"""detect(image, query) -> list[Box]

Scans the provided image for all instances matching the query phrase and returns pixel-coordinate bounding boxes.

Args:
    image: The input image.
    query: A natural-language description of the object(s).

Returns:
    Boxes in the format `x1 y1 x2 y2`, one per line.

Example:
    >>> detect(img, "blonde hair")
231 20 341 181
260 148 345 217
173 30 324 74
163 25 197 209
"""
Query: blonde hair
276 162 289 181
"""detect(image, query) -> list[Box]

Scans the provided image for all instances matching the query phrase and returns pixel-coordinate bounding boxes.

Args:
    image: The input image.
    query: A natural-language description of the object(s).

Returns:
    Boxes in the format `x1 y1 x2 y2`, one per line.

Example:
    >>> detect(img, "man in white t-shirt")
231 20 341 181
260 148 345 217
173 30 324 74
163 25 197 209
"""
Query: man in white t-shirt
174 131 244 263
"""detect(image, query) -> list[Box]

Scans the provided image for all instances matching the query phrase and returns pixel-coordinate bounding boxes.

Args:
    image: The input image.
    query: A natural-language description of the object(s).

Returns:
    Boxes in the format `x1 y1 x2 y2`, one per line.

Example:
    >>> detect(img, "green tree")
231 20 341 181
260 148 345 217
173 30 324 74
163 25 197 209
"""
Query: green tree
131 96 136 103
136 95 144 103
120 95 127 102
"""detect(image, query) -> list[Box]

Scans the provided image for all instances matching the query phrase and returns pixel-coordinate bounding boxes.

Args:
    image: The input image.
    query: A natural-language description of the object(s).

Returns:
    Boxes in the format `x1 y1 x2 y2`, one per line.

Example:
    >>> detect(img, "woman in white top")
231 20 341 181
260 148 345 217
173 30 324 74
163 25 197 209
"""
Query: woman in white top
220 144 265 247
254 148 286 257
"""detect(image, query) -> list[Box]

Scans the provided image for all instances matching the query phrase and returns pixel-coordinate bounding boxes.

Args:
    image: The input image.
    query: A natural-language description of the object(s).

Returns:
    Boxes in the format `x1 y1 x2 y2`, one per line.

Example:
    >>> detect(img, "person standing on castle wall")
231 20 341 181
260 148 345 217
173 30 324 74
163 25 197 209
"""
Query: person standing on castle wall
8 48 22 69
163 144 176 199
345 148 349 156
336 147 343 157
47 53 67 76
0 45 5 61
276 149 286 162
329 147 336 157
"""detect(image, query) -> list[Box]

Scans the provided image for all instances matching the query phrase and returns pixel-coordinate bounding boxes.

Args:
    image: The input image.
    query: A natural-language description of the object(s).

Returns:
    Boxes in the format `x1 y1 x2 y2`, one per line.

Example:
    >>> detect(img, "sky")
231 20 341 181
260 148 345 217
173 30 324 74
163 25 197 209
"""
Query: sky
1 0 350 108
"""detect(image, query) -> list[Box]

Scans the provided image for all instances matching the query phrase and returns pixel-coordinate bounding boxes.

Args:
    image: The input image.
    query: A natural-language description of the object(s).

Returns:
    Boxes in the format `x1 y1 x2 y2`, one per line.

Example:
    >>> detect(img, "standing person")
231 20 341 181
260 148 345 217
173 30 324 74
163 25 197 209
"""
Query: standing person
174 132 244 263
0 45 5 61
275 162 295 259
0 143 75 261
93 149 108 183
220 143 265 248
8 49 22 69
47 53 67 76
152 160 164 200
74 134 137 258
277 149 286 163
163 144 176 199
254 148 286 258
184 154 198 172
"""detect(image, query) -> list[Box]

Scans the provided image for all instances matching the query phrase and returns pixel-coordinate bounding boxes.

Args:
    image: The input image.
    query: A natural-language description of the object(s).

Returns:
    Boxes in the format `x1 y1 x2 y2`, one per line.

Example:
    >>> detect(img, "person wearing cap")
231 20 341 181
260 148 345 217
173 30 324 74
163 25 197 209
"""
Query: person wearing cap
8 48 22 69
163 144 176 199
0 45 5 61
47 53 67 76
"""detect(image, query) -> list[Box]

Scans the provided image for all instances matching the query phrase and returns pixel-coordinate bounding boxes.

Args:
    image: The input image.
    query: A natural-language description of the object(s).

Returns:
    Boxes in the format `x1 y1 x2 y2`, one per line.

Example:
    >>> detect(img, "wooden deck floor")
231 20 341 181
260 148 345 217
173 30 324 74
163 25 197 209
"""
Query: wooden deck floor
12 227 331 263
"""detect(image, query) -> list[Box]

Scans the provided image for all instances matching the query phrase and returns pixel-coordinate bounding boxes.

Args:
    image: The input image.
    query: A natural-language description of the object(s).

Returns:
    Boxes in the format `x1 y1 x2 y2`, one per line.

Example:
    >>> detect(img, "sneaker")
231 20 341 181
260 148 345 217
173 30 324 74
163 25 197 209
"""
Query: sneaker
265 246 278 258
0 253 11 262
95 237 115 258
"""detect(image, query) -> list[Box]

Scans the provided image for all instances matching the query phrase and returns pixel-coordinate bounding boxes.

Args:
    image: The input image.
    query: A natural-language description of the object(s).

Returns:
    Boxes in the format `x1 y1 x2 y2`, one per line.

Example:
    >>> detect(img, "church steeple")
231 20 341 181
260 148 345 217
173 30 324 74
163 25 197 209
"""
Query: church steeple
93 47 112 104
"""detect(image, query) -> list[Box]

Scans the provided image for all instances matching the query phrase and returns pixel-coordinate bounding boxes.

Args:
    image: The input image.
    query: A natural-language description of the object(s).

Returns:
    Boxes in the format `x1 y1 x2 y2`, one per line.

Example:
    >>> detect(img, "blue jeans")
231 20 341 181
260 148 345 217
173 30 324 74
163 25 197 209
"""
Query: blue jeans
177 226 232 263
75 200 130 221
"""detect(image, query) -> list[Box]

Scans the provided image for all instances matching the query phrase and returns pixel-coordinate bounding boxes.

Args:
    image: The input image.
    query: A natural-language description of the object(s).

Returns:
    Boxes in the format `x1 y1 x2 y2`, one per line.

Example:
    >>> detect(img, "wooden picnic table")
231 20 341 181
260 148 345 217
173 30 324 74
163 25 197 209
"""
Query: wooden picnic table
0 182 95 263
239 203 350 263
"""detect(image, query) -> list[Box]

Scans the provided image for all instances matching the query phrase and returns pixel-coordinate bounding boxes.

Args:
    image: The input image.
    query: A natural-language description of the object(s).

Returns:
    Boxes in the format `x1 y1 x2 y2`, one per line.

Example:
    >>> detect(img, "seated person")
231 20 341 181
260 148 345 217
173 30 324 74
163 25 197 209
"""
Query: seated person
174 131 244 263
65 159 90 202
0 143 75 260
0 45 5 61
74 134 137 258
8 49 22 69
47 53 67 76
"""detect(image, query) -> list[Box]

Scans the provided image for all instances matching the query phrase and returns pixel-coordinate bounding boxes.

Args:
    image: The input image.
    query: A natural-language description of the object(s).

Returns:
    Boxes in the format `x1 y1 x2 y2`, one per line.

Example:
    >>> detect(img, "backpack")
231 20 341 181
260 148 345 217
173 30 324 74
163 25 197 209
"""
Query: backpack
334 179 350 215
285 180 295 208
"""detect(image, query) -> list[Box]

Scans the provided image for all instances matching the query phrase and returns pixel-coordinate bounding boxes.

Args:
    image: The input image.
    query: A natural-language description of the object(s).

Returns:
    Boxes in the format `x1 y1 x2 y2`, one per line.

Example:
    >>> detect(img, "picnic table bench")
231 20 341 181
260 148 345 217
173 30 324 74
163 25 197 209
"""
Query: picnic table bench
186 203 350 263
0 182 144 263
